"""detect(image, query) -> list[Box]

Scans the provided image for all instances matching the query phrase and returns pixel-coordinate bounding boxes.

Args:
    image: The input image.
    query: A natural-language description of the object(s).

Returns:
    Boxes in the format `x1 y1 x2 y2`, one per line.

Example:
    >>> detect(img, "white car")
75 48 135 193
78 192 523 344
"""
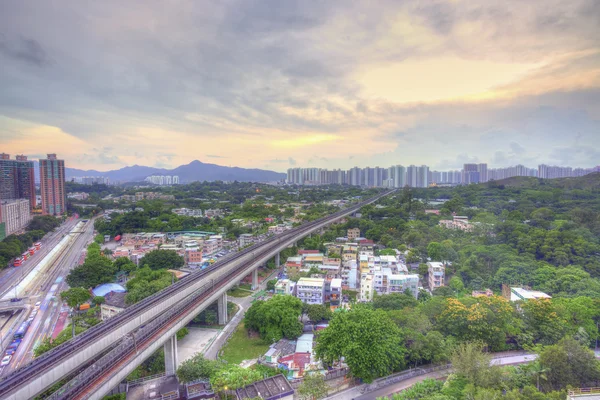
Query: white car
35 301 41 307
1 355 11 366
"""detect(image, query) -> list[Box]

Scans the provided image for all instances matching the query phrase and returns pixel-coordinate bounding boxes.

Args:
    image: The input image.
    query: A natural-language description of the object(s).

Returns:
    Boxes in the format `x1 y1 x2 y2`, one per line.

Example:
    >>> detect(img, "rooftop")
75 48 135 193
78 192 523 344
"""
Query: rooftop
236 374 294 400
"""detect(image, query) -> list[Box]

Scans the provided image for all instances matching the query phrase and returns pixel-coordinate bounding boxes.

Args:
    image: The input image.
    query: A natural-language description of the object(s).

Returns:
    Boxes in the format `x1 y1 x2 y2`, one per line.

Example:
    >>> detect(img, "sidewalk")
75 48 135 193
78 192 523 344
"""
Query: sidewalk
203 267 281 360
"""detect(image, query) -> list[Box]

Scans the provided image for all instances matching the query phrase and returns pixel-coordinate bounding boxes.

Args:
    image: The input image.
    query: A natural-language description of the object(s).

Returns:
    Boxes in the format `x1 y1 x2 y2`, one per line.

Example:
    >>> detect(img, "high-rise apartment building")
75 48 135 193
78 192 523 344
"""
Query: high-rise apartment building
40 154 66 216
0 153 35 210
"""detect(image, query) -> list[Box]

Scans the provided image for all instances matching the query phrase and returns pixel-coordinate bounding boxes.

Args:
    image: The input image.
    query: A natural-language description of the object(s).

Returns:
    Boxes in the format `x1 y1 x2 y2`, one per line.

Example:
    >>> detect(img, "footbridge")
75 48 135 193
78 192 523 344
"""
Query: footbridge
0 190 394 400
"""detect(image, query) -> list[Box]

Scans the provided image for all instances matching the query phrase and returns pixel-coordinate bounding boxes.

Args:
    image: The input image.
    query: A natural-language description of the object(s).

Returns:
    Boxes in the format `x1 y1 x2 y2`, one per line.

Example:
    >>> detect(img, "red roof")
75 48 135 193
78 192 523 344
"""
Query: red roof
358 239 374 244
279 353 311 374
298 250 320 254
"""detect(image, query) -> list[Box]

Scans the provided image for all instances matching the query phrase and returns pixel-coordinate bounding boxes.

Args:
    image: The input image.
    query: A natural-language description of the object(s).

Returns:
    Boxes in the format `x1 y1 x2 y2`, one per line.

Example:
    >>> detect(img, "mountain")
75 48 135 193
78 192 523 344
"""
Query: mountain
58 160 285 183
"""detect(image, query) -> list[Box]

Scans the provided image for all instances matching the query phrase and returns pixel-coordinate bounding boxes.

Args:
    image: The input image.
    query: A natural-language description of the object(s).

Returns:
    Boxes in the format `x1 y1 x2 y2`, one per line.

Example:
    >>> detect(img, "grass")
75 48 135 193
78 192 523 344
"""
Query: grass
227 288 253 298
220 322 270 364
239 283 252 290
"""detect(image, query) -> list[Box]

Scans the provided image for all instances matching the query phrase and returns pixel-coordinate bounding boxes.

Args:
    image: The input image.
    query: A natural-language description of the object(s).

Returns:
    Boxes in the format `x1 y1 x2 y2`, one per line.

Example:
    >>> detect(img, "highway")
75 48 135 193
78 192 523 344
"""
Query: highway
0 190 393 400
0 218 95 377
0 216 79 299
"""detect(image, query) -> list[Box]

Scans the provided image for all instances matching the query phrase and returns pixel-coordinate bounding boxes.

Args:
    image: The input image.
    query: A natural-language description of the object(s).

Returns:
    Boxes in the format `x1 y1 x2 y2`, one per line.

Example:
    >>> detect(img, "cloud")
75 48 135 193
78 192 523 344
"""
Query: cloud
0 34 52 67
0 0 598 171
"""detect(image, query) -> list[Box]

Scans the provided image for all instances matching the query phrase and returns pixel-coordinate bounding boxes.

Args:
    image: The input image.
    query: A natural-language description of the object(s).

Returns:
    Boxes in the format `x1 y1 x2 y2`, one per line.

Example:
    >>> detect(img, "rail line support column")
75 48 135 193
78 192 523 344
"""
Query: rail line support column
164 334 179 376
218 292 228 325
252 269 258 290
275 253 280 268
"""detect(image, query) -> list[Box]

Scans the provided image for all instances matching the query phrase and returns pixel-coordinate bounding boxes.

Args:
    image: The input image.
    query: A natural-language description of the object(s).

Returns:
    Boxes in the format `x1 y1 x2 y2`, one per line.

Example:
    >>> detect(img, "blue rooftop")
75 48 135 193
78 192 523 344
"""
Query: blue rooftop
92 283 127 297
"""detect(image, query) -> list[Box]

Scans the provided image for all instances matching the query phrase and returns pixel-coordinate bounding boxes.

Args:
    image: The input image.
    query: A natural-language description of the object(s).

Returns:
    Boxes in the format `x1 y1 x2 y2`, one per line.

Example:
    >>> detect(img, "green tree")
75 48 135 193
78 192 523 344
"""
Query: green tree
450 342 499 388
315 306 405 382
372 293 417 311
176 353 222 383
427 242 444 261
139 249 184 270
244 295 303 342
93 296 105 305
538 337 600 391
210 365 263 392
297 374 329 400
305 304 332 322
113 257 137 274
60 288 91 309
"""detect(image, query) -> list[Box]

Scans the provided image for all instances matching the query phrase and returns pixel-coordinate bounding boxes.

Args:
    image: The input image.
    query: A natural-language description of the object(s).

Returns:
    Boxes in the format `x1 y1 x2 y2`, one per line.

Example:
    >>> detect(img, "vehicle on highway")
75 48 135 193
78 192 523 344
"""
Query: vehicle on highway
13 257 22 267
7 341 20 350
13 321 30 339
35 301 41 307
4 348 15 356
10 298 21 303
1 356 11 366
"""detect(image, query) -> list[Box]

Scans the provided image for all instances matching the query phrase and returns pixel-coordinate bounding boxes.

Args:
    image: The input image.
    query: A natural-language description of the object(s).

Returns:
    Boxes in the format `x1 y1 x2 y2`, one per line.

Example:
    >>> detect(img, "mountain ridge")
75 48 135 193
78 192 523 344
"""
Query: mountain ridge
33 160 285 183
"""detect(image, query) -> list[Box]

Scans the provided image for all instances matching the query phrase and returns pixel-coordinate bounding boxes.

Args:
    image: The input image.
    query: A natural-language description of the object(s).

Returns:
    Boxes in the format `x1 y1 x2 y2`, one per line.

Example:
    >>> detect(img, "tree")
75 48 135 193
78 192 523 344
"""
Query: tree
67 244 117 288
176 353 222 383
93 296 105 305
210 365 262 393
450 342 501 389
60 288 91 309
297 374 329 400
113 257 137 274
139 249 184 270
315 306 405 383
372 293 417 311
244 295 303 342
266 279 277 291
305 304 331 322
125 267 174 304
538 337 600 391
448 276 465 293
525 361 549 391
427 242 444 261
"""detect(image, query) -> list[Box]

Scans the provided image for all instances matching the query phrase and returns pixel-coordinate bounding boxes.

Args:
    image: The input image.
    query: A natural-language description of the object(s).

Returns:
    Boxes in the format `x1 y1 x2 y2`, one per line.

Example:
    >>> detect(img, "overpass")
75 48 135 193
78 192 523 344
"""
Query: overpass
0 190 394 400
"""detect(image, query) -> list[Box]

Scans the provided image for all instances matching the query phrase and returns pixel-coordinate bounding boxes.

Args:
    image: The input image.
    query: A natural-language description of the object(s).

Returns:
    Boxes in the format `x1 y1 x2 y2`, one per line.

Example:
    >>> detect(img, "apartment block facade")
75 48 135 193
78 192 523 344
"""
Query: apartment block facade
40 154 66 215
296 277 325 305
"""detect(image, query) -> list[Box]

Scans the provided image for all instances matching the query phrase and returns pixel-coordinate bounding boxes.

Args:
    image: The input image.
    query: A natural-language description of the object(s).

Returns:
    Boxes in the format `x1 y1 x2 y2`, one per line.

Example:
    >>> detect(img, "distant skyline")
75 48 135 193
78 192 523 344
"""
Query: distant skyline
1 1 599 172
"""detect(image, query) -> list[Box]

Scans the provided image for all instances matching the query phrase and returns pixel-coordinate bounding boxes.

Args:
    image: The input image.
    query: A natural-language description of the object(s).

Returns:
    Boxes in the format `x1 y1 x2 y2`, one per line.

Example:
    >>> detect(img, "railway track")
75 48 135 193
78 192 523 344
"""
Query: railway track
0 190 393 399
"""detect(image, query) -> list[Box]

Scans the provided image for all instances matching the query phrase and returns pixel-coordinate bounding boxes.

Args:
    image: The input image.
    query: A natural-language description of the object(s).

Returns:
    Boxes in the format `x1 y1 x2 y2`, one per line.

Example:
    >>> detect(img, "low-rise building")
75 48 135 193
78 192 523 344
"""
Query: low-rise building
347 228 360 240
329 278 342 306
502 285 551 302
285 256 303 275
203 239 220 255
296 277 325 305
100 291 129 321
238 233 255 248
427 262 445 290
185 249 203 264
274 279 296 296
360 275 374 302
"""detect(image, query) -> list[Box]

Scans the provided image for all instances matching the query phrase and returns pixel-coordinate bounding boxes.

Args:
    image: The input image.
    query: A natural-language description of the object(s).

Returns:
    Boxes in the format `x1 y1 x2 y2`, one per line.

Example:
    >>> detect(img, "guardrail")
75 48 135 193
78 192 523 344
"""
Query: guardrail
359 364 452 395
568 387 600 395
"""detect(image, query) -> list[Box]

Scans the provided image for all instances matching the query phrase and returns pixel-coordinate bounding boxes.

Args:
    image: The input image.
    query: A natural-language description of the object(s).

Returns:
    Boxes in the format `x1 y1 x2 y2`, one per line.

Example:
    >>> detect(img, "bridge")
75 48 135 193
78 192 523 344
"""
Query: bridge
0 190 393 400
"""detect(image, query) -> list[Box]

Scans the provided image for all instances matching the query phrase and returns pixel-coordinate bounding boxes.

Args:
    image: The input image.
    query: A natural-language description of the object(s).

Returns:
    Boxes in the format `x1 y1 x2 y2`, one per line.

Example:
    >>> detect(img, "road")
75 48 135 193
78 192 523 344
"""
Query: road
0 218 95 375
0 216 79 298
327 353 538 400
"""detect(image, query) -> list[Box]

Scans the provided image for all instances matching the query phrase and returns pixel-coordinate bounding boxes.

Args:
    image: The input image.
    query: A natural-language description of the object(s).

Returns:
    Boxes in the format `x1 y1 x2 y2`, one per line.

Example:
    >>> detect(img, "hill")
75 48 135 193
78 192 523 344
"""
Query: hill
489 172 600 190
57 160 285 183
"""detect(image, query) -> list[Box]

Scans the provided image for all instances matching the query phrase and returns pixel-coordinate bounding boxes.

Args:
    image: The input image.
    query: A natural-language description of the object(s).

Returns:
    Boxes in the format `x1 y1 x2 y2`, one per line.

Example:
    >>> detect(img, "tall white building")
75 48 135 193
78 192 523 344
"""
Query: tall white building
1 199 32 236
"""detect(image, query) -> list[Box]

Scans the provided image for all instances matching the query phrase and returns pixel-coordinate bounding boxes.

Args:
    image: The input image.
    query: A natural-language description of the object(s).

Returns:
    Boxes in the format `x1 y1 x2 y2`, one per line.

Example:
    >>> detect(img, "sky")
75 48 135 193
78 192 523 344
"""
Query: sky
1 0 599 172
